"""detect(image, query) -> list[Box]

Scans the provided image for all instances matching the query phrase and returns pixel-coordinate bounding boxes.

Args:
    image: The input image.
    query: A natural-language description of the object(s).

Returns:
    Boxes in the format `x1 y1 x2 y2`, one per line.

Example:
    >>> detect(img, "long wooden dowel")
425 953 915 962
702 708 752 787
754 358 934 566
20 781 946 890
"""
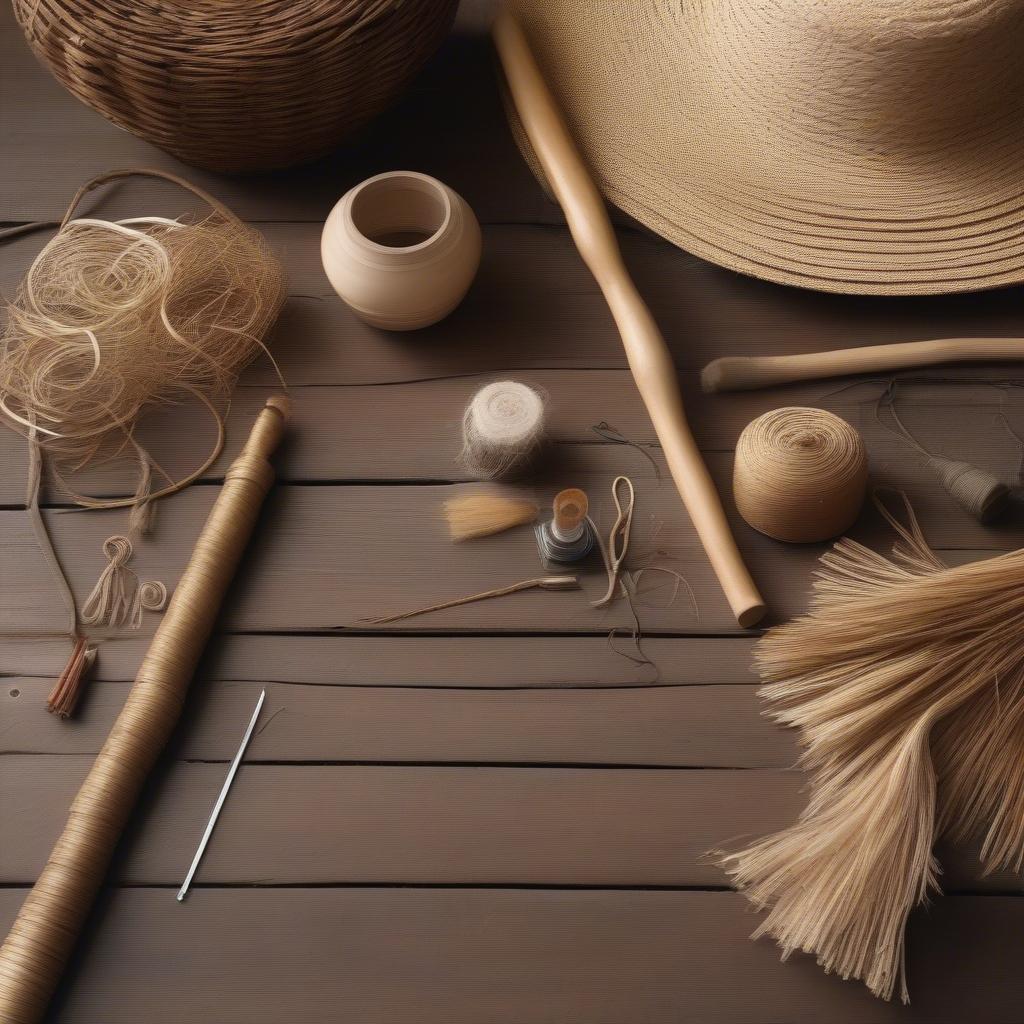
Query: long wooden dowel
0 396 291 1024
701 338 1024 392
492 11 765 628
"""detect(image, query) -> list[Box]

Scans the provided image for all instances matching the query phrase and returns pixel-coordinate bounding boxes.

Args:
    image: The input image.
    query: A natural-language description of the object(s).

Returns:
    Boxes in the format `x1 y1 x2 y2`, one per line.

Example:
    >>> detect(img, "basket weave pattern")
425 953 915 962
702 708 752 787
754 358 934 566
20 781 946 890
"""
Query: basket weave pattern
13 0 459 172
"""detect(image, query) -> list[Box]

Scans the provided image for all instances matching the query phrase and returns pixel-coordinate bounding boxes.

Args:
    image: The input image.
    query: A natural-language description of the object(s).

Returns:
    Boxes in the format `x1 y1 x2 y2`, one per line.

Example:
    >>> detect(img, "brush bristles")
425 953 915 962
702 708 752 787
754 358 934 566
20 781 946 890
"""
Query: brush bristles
719 495 1024 1002
444 492 538 541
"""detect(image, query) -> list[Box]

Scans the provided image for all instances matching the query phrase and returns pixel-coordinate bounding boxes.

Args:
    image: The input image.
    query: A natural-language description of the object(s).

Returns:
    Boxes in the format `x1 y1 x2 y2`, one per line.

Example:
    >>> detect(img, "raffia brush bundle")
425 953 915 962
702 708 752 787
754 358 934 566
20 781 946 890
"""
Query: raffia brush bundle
444 491 539 541
13 0 459 172
0 168 286 713
719 494 1024 1002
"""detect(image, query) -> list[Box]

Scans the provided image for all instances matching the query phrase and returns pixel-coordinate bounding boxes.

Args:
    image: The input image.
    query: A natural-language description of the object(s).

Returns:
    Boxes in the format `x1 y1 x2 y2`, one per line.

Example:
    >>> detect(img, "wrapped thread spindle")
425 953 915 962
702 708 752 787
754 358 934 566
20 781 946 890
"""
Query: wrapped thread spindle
0 396 290 1024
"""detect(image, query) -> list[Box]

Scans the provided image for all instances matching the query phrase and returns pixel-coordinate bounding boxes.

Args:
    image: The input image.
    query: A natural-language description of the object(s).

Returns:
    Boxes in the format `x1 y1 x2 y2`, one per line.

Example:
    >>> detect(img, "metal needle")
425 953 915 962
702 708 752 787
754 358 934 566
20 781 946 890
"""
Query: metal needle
177 688 266 902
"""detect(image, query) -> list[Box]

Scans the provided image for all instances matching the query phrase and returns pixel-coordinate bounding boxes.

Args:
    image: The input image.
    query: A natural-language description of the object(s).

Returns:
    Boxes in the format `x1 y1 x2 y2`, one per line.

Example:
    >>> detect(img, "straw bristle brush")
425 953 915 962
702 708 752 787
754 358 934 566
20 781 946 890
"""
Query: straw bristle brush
444 491 539 541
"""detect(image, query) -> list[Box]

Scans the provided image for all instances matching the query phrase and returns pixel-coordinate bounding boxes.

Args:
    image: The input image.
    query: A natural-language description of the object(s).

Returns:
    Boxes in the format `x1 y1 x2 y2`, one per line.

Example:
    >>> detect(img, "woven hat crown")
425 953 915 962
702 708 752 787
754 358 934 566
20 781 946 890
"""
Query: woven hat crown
735 0 1024 146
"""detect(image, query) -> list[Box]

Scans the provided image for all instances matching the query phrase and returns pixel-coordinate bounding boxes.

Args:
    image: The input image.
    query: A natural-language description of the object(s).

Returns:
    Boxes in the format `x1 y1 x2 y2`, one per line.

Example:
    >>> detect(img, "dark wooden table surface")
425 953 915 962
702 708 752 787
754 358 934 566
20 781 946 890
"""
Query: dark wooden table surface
4 4 1024 1021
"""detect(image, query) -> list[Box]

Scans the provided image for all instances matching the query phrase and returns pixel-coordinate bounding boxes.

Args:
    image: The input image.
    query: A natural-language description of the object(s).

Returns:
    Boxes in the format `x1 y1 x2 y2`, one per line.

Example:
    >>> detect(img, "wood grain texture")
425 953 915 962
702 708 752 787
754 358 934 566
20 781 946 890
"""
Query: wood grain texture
1 470 1016 638
1 759 1013 893
0 888 1019 1024
6 0 1024 1017
6 370 1024 503
6 220 1024 392
1 679 792 766
0 759 802 886
0 635 757 686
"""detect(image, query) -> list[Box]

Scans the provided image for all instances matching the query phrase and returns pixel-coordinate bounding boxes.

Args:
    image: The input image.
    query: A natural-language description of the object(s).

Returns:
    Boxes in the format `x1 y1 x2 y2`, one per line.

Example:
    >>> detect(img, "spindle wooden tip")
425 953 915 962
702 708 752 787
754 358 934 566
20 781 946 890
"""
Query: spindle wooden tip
553 488 588 534
265 394 292 421
538 575 581 591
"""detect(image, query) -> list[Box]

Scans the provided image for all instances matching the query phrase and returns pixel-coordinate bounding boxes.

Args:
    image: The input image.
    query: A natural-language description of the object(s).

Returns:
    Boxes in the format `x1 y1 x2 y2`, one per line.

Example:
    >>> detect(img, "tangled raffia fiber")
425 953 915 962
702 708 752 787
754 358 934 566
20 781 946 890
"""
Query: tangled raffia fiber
0 169 286 718
719 493 1024 1002
0 169 287 508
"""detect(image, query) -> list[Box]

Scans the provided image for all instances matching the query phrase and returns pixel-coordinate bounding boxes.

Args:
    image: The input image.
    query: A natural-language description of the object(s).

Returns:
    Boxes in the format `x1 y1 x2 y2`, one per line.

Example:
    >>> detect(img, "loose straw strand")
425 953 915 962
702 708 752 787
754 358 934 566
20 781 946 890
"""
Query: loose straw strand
591 475 636 608
365 575 579 624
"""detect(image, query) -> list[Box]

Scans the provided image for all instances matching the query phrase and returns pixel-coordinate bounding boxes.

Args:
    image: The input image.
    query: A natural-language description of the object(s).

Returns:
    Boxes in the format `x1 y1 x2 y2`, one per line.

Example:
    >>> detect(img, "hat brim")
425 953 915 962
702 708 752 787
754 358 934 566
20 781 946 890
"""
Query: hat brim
506 1 1024 295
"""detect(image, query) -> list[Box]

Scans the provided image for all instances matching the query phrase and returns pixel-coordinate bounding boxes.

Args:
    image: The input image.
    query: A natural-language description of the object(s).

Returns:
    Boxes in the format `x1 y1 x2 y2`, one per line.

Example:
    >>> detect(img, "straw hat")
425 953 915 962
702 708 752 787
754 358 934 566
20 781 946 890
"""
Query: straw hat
506 0 1024 295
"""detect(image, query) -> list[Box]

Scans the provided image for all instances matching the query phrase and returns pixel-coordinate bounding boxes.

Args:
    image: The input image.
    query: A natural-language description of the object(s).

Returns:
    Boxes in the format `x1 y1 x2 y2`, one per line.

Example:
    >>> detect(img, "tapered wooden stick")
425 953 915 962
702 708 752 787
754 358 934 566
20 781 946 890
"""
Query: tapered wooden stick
702 337 1024 392
0 396 290 1024
493 10 765 627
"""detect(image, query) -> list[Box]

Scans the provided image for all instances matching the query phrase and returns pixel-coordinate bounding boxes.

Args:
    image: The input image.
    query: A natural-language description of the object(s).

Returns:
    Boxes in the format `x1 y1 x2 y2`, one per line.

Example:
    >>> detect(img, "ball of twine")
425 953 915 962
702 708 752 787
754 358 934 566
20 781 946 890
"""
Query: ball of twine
734 407 868 543
459 380 547 479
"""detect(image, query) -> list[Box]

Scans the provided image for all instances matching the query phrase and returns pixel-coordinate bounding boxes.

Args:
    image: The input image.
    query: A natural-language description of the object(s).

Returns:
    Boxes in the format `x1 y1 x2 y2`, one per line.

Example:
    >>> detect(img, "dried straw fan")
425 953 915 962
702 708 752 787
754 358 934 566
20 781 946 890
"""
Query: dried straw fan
0 399 290 1024
719 493 1024 1002
493 11 765 626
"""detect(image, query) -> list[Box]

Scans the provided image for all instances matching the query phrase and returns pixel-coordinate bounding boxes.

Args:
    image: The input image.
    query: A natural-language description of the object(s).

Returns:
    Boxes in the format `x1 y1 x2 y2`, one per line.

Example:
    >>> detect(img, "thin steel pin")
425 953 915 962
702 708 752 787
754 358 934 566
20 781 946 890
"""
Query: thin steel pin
176 688 266 902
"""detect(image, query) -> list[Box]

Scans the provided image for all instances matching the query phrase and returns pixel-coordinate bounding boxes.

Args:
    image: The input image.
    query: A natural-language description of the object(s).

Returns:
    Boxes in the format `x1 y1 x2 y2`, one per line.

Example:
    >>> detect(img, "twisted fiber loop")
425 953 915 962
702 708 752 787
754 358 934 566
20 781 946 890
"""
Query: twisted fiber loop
733 408 868 543
13 0 458 172
79 536 169 630
0 398 289 1024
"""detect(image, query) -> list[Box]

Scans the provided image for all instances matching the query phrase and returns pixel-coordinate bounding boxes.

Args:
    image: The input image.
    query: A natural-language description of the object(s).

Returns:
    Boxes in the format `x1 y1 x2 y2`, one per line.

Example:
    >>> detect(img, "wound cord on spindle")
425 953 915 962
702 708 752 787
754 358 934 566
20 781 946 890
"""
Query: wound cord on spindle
459 380 547 479
878 383 1010 523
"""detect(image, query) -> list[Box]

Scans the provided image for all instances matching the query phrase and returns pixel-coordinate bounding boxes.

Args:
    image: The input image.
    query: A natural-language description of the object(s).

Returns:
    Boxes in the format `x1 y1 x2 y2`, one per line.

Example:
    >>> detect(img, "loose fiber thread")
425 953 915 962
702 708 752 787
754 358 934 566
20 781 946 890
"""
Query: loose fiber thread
459 380 547 479
878 383 1010 523
1 172 286 494
365 575 580 624
79 536 168 630
733 407 868 543
0 168 286 715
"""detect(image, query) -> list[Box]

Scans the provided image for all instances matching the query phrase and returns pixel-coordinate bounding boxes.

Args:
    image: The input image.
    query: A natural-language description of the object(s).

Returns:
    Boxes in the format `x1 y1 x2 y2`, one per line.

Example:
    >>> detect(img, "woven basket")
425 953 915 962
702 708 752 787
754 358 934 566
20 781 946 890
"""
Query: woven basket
13 0 459 173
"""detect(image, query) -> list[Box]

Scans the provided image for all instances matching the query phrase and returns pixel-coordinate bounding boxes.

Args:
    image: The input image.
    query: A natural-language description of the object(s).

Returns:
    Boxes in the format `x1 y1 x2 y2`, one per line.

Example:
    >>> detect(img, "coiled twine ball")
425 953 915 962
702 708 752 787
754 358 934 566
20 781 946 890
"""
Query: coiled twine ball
733 407 868 543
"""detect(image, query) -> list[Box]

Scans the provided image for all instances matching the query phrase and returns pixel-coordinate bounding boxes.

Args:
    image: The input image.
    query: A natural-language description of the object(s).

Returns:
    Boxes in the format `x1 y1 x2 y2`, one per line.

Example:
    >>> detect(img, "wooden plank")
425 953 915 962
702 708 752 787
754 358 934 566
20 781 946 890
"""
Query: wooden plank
1 679 792 766
1 759 1013 893
6 218 1024 390
0 760 800 886
1 458 1018 637
5 371 1024 505
0 888 1018 1023
0 634 758 685
0 754 876 890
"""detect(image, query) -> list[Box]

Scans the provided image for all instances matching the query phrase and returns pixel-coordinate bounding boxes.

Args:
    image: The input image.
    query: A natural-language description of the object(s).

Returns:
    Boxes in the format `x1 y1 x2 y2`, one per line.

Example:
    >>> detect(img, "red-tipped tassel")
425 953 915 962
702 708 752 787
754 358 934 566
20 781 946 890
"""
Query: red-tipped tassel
46 636 97 718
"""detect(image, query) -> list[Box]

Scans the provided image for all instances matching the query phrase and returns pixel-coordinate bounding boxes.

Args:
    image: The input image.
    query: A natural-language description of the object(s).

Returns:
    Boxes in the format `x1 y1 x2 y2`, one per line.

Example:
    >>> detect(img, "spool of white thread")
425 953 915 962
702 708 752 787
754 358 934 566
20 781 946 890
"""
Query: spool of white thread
459 380 547 479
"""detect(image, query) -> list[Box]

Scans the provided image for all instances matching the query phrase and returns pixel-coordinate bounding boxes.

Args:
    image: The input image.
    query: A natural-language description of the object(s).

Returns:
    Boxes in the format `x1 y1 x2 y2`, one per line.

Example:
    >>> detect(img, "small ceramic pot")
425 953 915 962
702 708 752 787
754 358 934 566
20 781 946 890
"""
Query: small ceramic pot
321 170 481 330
